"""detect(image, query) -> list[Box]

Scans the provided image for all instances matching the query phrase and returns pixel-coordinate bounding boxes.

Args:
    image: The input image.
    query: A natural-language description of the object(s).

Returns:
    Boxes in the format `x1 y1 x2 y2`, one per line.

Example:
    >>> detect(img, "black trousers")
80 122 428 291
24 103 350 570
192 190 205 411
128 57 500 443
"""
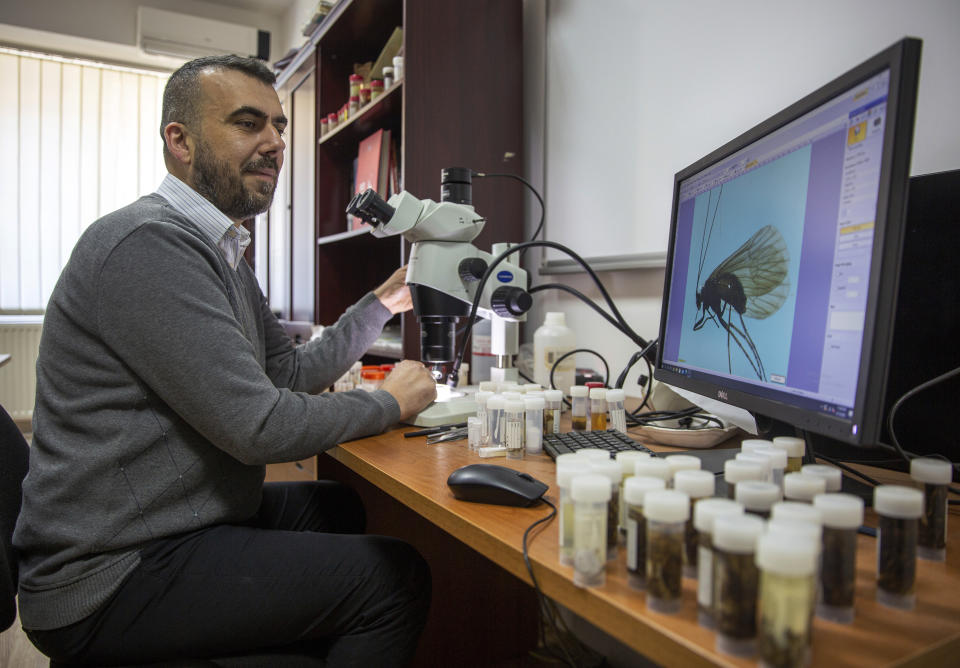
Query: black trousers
27 481 432 667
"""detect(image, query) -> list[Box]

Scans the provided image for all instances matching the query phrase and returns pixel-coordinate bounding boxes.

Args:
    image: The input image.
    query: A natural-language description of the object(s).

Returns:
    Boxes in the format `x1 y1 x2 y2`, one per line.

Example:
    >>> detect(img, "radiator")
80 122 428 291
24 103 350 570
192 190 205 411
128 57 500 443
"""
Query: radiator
0 320 43 421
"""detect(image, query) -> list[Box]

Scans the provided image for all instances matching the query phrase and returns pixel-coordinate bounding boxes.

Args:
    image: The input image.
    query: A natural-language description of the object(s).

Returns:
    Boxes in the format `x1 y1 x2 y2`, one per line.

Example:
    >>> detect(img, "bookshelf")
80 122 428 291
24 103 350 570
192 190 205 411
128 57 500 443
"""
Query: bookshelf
272 0 524 361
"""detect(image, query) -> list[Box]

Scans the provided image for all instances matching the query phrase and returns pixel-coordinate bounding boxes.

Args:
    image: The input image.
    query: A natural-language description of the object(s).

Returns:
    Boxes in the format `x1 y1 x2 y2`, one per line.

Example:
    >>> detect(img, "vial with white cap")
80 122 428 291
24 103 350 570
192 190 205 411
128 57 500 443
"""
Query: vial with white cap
522 383 542 394
467 416 483 452
736 451 773 483
713 513 765 657
524 396 544 455
503 399 526 459
910 457 952 561
556 454 585 566
736 481 781 519
771 500 823 527
772 436 805 472
543 389 563 434
813 493 864 623
874 484 924 610
753 447 787 489
474 391 493 446
570 386 588 431
694 498 744 628
665 454 702 484
576 448 611 462
636 457 673 486
783 472 827 503
724 459 764 500
572 473 612 587
590 458 623 559
645 489 690 613
757 532 818 668
605 388 627 433
801 464 843 493
589 387 608 431
673 469 715 578
623 476 666 590
767 517 822 650
616 451 651 533
486 395 505 447
740 438 775 453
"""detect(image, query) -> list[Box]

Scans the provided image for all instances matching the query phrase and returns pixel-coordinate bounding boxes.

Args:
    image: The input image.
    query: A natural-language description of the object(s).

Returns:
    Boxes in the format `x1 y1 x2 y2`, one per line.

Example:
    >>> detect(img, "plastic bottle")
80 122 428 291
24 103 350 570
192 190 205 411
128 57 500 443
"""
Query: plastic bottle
801 464 843 493
757 532 818 668
813 493 864 623
524 396 544 455
605 388 627 433
533 312 576 395
572 474 611 588
589 388 607 431
874 484 924 610
723 459 764 500
635 458 673 486
674 469 715 579
590 458 622 559
543 389 563 434
570 386 588 431
783 472 826 503
556 454 583 566
736 451 773 483
474 391 492 446
644 489 690 614
713 513 765 657
772 436 805 473
694 498 745 629
486 395 505 448
754 447 787 490
910 457 952 562
735 481 781 519
503 399 525 460
665 454 702 485
616 451 651 533
623 476 666 590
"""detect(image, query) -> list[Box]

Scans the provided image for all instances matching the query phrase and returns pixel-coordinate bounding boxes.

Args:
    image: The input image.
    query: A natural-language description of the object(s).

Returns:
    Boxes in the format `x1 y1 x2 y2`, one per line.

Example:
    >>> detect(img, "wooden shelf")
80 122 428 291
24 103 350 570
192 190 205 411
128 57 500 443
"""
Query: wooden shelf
318 82 402 154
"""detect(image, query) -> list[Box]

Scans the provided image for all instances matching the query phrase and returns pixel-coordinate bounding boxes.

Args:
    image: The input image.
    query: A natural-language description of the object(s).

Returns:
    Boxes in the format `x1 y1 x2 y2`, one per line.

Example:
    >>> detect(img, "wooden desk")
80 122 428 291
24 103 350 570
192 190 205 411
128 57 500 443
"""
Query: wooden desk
319 427 960 667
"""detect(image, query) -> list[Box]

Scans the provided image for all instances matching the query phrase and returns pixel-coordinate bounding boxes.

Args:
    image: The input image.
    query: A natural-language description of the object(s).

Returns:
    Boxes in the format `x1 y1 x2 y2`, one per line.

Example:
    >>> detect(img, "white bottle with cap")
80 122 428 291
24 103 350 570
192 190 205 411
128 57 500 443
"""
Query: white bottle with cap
572 473 612 587
772 436 805 472
813 493 864 623
874 484 924 610
533 312 576 395
757 532 819 667
623 476 666 590
910 457 952 561
673 469 716 578
783 472 827 503
644 489 690 614
694 498 744 629
713 513 766 656
801 464 843 493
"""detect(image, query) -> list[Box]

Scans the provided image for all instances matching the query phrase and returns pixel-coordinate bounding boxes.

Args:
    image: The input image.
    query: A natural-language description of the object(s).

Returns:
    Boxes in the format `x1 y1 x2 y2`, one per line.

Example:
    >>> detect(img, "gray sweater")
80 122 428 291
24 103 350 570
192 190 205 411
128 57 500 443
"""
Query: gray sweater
13 194 400 630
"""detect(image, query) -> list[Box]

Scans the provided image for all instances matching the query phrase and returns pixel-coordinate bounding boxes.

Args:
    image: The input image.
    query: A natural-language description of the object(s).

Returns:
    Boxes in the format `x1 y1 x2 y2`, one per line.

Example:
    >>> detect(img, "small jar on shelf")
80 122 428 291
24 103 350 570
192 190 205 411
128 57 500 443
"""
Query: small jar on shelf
320 115 329 136
370 79 385 100
348 73 362 99
382 66 394 88
327 112 338 131
349 95 360 116
359 83 371 106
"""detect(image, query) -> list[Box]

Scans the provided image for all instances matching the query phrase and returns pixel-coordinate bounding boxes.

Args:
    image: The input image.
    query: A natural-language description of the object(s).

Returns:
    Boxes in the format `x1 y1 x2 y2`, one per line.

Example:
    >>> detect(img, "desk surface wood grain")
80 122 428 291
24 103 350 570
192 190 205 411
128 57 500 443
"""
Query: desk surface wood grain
327 426 960 668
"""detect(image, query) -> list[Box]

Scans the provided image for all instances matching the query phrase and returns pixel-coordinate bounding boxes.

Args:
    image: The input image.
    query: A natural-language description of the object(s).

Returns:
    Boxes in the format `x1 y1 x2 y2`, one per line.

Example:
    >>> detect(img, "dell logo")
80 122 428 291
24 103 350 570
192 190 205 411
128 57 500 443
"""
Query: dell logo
717 390 728 401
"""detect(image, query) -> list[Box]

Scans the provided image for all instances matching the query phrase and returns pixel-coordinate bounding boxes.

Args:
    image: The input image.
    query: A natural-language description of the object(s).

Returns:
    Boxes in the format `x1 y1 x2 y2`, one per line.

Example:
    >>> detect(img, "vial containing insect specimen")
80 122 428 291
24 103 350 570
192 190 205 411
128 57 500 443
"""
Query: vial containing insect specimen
624 476 666 590
485 395 505 448
556 454 583 566
572 473 611 588
736 451 773 483
910 457 952 562
724 459 765 500
576 448 611 462
874 484 924 610
503 399 525 460
783 472 826 503
673 469 715 579
772 436 805 473
543 389 563 434
467 417 483 452
770 500 823 528
475 390 492 446
524 396 544 455
713 513 765 657
589 387 607 431
813 493 864 624
645 489 690 614
522 383 542 394
753 447 788 490
757 532 818 668
740 438 775 453
736 481 781 519
590 458 622 559
617 451 651 534
636 457 673 486
604 388 627 433
665 454 702 486
801 464 843 493
570 386 588 431
694 498 744 629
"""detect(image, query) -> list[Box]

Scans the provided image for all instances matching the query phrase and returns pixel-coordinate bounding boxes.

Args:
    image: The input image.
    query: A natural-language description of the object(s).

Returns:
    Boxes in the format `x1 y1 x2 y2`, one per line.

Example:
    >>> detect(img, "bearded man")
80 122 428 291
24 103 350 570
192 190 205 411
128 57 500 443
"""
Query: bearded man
14 55 436 667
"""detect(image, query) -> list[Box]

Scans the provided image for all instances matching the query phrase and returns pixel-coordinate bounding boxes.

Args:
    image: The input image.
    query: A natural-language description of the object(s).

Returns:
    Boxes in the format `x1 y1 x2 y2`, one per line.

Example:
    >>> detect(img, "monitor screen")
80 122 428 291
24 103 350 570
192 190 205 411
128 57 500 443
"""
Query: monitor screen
655 38 921 446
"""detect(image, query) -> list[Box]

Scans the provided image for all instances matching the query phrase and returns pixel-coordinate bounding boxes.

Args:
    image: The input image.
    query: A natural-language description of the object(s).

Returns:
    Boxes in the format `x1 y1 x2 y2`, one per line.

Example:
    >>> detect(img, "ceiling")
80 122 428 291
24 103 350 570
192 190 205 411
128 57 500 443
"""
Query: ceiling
200 0 296 16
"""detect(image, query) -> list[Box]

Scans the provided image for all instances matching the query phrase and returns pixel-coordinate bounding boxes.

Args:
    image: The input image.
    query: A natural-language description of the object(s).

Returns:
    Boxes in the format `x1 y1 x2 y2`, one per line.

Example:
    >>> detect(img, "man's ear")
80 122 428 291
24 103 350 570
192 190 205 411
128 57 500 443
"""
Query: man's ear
163 122 194 167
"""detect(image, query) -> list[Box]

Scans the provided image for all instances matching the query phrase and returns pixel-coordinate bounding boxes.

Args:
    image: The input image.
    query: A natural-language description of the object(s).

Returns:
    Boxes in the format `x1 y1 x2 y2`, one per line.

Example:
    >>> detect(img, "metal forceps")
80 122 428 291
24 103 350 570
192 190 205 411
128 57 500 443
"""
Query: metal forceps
426 427 468 444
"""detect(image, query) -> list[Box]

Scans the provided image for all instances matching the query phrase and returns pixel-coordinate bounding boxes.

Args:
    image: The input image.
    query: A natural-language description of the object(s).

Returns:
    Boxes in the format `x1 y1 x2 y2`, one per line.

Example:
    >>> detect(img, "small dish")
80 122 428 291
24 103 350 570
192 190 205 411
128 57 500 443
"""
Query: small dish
633 416 740 449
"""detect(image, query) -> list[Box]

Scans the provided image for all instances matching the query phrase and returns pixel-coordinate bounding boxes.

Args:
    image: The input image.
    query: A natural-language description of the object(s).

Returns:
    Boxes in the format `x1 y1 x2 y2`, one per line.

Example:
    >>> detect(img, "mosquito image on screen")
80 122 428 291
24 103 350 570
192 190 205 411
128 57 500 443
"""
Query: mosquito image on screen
693 184 790 381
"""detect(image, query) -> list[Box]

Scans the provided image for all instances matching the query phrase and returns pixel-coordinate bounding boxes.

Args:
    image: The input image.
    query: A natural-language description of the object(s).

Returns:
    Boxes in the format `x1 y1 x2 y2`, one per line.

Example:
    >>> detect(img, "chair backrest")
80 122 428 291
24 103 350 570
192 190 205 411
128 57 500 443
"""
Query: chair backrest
0 404 29 632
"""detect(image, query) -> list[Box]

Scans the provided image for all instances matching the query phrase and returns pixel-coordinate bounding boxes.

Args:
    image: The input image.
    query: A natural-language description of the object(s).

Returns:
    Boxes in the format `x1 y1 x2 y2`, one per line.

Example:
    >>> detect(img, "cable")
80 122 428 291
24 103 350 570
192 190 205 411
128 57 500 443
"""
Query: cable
886 365 960 469
530 284 625 334
472 171 546 245
549 348 610 406
814 452 882 487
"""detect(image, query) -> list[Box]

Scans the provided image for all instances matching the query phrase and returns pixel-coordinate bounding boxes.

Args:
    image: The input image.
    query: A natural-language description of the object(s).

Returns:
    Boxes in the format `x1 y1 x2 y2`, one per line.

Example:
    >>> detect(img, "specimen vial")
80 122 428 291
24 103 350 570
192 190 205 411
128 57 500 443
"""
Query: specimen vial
644 489 690 614
740 438 775 453
503 399 525 460
801 464 843 493
635 457 673 486
813 493 864 623
485 395 505 448
673 469 716 578
590 458 623 559
605 388 628 433
724 459 765 500
523 383 542 394
736 451 773 483
570 386 588 431
753 447 788 490
665 454 702 484
783 472 826 503
475 390 493 446
616 450 652 533
736 481 781 519
910 457 952 562
772 436 805 473
589 387 608 431
572 473 611 588
543 389 563 434
576 448 611 462
623 476 666 590
713 513 765 657
524 396 545 455
556 454 583 566
467 417 483 452
874 485 924 610
771 500 824 528
694 498 744 629
757 532 818 668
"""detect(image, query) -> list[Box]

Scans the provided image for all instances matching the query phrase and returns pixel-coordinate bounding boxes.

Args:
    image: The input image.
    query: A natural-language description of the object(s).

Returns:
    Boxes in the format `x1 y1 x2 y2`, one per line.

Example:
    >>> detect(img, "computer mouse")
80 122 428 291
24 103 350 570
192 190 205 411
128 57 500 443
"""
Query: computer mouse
446 464 549 507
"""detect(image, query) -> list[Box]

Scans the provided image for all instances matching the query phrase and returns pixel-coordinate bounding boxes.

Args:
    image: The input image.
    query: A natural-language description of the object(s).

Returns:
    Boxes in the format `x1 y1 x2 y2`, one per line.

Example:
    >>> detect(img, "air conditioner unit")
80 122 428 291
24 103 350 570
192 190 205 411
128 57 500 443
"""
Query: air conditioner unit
137 6 269 61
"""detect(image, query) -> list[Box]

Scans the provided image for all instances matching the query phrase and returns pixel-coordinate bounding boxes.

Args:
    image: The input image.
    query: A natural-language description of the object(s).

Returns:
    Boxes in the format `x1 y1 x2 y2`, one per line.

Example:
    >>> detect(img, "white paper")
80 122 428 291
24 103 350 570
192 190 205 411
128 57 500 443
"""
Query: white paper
667 384 758 435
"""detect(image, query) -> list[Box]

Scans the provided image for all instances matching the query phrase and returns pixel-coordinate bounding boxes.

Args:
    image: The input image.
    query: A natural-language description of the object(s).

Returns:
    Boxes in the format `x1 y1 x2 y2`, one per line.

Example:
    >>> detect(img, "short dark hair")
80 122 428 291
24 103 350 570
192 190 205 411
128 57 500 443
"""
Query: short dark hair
160 55 276 150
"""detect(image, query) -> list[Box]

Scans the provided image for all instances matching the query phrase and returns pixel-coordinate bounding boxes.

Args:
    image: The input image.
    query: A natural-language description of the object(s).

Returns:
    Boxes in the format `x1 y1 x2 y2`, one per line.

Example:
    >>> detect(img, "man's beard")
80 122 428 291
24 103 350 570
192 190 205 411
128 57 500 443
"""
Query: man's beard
192 139 278 220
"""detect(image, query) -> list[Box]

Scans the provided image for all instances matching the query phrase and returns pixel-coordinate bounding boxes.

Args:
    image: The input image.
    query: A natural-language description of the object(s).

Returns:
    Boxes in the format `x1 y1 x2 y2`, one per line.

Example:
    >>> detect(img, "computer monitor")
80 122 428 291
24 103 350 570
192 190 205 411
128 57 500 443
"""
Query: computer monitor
654 38 921 450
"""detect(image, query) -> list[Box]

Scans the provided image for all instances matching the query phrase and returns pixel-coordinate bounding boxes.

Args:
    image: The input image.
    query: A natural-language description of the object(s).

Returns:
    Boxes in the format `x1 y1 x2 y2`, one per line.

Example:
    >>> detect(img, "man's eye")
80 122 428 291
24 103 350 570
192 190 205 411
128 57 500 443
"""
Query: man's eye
238 120 256 129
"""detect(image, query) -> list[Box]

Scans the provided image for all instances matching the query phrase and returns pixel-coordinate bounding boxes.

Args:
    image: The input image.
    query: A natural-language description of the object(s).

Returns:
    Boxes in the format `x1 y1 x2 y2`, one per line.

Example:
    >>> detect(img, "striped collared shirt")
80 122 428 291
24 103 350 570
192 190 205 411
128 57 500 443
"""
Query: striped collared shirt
155 173 251 271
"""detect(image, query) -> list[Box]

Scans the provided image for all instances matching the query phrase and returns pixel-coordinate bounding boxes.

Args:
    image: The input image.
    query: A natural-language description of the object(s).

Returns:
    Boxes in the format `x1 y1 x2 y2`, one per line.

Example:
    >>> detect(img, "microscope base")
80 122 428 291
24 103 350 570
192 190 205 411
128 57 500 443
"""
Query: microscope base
405 386 478 427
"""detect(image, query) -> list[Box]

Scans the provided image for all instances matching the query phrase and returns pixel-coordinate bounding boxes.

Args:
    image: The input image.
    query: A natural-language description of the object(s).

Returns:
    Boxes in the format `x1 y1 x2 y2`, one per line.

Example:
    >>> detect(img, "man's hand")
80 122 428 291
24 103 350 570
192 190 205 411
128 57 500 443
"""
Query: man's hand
381 360 437 421
374 266 413 314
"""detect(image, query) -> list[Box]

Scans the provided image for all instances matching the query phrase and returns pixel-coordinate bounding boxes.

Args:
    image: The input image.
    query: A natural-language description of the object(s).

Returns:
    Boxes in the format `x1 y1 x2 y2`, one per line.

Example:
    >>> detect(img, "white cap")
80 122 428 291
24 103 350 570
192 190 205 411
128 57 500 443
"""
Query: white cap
590 458 622 485
813 493 864 529
783 472 827 501
557 457 590 487
874 485 924 519
623 476 666 505
910 457 953 485
694 497 744 533
486 395 506 410
735 481 781 511
773 436 805 457
500 381 520 391
741 439 775 453
753 447 787 470
801 464 842 492
589 387 607 400
736 452 772 476
571 474 612 503
524 396 545 410
643 490 690 523
545 311 567 326
476 390 493 404
570 386 589 398
713 514 765 554
504 398 526 413
616 450 651 475
665 454 702 475
522 384 542 393
544 389 564 402
635 458 673 482
771 501 823 525
605 388 625 403
576 448 612 461
673 469 715 498
503 391 524 401
756 532 818 576
724 459 764 483
479 381 498 392
767 518 822 546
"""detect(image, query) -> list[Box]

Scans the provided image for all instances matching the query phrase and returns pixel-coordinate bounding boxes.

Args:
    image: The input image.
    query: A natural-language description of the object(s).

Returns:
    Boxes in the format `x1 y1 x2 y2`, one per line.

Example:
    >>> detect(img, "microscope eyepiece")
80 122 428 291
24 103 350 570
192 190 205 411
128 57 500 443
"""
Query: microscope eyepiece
346 189 395 225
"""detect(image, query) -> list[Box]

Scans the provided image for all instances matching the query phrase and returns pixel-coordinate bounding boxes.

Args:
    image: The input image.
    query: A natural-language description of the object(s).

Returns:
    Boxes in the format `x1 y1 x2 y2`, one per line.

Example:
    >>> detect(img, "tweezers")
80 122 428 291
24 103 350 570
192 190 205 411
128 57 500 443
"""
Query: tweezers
426 427 468 444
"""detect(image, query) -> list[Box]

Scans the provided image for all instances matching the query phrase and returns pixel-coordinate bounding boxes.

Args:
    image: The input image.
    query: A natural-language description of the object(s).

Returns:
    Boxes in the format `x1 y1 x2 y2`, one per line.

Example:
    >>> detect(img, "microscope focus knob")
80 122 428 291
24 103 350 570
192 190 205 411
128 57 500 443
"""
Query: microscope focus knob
458 257 488 283
490 286 533 317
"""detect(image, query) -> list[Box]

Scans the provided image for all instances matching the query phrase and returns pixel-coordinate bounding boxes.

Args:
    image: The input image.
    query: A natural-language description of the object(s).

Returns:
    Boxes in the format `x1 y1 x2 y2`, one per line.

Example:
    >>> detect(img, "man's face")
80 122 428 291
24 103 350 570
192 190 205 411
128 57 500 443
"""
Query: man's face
188 69 287 221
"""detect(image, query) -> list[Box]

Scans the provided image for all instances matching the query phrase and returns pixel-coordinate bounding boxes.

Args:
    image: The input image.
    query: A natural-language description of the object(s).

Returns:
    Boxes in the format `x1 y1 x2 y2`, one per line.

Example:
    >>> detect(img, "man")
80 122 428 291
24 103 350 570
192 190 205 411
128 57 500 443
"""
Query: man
14 55 437 666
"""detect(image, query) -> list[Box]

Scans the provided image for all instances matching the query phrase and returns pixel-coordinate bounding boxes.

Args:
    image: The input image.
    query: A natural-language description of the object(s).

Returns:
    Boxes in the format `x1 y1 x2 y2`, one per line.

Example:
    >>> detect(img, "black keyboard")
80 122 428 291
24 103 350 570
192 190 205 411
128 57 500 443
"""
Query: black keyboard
542 429 656 460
